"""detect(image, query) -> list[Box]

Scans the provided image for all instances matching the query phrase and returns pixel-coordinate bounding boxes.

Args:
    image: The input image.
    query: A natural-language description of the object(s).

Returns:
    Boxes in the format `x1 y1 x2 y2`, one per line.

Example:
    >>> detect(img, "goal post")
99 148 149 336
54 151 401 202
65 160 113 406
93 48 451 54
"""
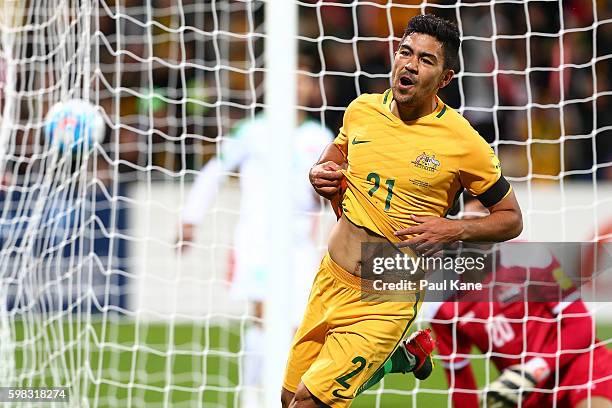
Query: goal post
0 0 30 393
263 0 297 406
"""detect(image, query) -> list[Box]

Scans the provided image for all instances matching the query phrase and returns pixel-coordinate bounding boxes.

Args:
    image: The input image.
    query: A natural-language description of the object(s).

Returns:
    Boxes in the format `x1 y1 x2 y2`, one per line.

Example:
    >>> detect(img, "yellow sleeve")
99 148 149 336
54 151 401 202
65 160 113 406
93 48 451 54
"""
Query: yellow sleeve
332 103 352 159
459 134 511 207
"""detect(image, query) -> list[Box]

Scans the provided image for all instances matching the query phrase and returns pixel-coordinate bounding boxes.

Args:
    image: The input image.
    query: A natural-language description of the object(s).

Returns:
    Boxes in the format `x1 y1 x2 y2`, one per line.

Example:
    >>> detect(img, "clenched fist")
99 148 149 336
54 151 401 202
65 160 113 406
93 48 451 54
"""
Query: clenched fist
309 161 345 200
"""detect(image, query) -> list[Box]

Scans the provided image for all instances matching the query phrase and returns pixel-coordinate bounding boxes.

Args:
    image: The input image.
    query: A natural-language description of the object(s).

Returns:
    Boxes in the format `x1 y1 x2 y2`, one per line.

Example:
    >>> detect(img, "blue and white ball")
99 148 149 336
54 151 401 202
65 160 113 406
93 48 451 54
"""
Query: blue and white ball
44 99 105 152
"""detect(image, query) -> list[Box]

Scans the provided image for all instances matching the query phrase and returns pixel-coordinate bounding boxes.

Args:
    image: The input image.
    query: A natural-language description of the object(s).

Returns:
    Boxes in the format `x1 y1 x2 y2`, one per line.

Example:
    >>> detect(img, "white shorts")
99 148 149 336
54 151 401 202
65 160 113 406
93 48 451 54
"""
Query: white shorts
229 231 320 326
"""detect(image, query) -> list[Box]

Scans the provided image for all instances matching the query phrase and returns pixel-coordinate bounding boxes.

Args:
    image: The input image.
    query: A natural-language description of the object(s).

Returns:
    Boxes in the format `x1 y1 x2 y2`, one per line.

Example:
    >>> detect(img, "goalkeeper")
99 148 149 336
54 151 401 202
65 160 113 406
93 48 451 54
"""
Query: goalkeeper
429 195 612 408
282 14 523 408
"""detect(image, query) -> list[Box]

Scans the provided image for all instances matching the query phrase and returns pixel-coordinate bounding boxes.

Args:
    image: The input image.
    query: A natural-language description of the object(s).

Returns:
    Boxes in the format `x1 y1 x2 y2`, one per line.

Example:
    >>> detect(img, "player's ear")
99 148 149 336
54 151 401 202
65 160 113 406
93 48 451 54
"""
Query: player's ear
438 69 454 90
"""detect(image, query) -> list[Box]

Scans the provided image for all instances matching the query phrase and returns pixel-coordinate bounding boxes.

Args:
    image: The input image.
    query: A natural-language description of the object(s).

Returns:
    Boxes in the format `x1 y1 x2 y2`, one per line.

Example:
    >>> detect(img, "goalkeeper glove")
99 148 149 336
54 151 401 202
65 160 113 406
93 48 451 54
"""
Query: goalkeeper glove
484 359 550 408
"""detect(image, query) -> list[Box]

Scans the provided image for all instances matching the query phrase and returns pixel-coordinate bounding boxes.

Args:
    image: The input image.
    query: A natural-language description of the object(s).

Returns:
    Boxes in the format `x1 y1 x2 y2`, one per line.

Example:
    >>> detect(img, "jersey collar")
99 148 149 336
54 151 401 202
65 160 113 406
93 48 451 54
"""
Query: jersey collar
382 89 446 125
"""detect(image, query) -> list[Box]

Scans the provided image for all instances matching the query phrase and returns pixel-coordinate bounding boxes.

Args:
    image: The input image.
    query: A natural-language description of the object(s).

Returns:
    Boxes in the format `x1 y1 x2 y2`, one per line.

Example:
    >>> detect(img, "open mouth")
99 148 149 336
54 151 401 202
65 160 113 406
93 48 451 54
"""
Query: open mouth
399 75 415 87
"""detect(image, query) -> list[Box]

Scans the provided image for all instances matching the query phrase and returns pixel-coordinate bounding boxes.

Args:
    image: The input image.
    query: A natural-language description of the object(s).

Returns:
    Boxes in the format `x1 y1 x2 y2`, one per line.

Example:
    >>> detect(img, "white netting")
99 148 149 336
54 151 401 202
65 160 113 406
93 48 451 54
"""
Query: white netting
0 0 100 405
0 0 610 407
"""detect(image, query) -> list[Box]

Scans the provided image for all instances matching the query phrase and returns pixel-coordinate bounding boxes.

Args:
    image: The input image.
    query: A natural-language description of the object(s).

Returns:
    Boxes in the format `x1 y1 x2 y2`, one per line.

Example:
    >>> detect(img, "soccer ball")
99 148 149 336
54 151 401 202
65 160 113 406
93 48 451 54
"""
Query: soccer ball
44 99 105 152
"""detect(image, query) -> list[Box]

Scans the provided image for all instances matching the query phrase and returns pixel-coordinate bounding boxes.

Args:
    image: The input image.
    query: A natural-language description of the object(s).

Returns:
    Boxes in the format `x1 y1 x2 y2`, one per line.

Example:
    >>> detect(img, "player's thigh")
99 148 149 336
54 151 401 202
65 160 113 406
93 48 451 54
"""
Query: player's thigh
289 382 330 408
281 387 294 408
301 316 411 407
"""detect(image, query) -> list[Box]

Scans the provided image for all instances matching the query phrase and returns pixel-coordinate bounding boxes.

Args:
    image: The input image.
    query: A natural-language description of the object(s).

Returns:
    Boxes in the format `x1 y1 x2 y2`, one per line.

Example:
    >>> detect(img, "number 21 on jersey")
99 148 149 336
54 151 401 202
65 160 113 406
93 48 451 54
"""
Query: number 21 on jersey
367 172 395 211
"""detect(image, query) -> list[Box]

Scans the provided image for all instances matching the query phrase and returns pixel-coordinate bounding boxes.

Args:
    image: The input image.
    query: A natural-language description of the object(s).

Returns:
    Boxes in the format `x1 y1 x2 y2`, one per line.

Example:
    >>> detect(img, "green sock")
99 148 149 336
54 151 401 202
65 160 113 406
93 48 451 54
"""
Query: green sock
389 346 416 374
356 347 416 395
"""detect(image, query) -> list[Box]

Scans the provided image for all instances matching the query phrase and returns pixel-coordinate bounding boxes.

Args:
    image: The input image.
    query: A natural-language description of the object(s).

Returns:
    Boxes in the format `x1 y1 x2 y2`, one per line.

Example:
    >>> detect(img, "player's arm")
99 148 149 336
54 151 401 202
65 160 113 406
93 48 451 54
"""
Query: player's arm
540 298 594 370
540 264 595 370
456 138 523 241
309 105 350 201
455 190 522 242
308 129 337 205
178 128 249 250
447 363 479 408
179 159 227 245
309 143 346 200
395 189 521 254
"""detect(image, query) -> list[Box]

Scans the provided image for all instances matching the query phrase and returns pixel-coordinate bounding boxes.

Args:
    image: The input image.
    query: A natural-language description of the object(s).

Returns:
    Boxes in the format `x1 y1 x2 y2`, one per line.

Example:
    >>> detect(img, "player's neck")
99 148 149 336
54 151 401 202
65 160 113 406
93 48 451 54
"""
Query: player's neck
391 96 438 122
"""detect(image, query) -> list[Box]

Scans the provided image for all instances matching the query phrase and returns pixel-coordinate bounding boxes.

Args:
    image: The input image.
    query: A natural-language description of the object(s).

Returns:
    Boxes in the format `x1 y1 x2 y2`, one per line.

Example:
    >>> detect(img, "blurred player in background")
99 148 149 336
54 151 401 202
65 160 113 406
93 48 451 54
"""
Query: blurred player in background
177 55 333 407
429 194 612 408
282 14 522 408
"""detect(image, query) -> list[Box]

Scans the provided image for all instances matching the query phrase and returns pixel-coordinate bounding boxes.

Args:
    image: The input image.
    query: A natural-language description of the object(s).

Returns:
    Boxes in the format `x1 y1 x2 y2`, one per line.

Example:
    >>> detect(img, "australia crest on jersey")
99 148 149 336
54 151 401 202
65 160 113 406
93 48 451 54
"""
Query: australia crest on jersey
412 151 441 173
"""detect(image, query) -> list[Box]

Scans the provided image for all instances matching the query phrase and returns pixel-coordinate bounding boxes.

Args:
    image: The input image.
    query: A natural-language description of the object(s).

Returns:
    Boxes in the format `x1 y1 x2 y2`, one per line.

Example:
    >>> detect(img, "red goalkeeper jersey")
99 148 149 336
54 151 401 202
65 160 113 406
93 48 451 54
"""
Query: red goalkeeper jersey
429 245 598 407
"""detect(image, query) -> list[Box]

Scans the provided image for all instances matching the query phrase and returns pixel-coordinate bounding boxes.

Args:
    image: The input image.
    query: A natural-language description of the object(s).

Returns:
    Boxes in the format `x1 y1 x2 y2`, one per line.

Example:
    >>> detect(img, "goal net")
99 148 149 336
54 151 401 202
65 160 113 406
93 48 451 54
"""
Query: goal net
0 0 610 407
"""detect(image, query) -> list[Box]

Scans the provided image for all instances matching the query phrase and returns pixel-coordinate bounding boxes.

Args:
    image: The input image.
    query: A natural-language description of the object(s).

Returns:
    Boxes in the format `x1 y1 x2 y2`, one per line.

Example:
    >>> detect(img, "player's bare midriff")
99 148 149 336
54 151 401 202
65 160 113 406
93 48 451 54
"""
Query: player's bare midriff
327 214 388 277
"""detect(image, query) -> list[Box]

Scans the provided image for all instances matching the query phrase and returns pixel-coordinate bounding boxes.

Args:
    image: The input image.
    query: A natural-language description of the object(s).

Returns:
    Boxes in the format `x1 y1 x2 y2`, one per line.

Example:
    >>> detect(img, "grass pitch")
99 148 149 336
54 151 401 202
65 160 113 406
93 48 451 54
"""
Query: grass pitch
12 319 612 407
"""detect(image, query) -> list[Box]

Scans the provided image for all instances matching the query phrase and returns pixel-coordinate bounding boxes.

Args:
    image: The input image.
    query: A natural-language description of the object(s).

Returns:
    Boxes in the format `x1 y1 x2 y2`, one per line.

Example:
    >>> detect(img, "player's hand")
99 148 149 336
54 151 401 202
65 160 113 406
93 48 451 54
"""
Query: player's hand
309 161 345 199
176 223 196 253
483 364 545 408
394 215 464 256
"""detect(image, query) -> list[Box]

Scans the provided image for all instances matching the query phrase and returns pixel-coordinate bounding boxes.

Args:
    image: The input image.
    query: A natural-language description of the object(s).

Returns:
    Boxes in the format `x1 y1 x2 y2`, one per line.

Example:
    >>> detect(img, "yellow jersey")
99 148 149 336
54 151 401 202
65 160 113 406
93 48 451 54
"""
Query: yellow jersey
333 89 511 242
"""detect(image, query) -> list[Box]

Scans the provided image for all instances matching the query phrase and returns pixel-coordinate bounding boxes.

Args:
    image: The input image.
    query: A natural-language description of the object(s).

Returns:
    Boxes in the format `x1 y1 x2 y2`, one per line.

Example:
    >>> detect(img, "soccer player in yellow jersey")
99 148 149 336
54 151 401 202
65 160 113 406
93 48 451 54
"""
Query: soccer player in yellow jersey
281 14 523 408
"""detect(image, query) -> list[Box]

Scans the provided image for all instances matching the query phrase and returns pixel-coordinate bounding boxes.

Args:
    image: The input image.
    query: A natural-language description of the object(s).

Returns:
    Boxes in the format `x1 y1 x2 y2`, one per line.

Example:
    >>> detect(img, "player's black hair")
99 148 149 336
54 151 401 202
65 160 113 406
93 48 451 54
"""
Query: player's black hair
402 14 460 71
